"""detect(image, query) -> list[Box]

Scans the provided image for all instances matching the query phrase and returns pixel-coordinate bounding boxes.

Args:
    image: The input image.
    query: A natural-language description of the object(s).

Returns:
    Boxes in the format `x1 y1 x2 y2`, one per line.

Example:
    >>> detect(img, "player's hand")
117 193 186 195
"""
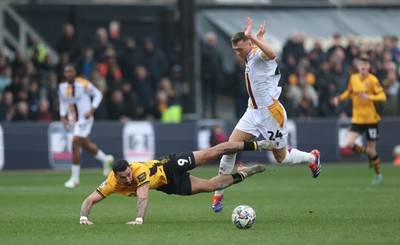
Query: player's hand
84 111 93 119
61 117 70 131
256 20 266 40
332 96 340 107
80 220 94 225
126 220 143 225
359 92 370 100
244 17 253 37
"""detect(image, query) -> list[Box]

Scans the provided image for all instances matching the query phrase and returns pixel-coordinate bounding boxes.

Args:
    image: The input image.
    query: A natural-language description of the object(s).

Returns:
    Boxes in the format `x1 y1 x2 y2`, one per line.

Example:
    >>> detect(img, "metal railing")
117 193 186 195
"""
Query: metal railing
0 3 58 63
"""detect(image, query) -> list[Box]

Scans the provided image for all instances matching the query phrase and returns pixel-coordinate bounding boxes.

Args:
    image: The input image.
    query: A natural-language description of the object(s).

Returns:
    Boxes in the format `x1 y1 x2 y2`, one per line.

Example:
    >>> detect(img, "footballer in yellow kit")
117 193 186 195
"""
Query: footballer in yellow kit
96 159 168 198
334 53 386 185
78 140 276 225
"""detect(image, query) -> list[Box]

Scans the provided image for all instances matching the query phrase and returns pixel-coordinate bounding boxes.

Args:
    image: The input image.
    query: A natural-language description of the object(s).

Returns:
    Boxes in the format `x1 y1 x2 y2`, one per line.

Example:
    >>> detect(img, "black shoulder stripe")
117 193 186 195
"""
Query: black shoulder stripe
275 66 280 75
96 189 106 199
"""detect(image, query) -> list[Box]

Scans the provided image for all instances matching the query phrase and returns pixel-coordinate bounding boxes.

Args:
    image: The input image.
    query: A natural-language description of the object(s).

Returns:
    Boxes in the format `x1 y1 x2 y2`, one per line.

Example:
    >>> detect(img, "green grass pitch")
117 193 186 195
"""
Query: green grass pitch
1 164 399 245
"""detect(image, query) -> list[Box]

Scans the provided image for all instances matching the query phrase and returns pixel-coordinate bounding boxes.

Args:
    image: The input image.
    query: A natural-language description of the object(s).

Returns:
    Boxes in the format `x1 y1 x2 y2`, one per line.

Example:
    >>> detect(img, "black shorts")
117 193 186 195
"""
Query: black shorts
349 123 379 141
156 152 196 196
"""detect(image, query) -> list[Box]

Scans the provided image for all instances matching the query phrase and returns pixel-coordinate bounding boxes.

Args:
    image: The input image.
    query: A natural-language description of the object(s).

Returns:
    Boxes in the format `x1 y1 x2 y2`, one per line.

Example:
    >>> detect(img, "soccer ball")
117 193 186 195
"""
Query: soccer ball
231 205 256 229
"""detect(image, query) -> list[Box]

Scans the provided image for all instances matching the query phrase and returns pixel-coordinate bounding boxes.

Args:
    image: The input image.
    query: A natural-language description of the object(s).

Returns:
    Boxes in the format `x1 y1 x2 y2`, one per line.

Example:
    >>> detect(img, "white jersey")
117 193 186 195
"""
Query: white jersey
245 47 281 109
236 47 287 149
58 77 102 122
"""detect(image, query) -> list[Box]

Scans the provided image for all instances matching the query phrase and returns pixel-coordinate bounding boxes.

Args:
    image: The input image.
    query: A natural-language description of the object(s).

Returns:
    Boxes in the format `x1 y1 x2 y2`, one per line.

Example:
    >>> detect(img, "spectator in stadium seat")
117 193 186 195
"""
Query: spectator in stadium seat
327 33 346 59
107 89 134 122
108 20 124 55
308 39 326 72
281 33 307 69
133 65 154 118
36 98 54 122
119 37 143 82
78 139 274 225
76 47 96 79
167 40 183 69
159 77 179 104
381 67 399 115
59 65 114 188
329 48 349 94
1 91 15 122
10 51 25 77
139 37 169 92
345 35 360 66
93 27 111 62
0 62 12 92
201 31 223 118
232 56 247 119
13 101 30 121
315 60 338 117
97 48 122 89
298 87 318 121
55 23 82 62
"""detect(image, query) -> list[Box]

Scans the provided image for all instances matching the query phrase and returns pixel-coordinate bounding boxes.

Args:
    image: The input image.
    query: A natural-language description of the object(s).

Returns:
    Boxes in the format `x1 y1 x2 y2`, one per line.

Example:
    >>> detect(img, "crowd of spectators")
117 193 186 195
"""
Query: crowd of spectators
0 21 185 123
0 20 399 123
278 33 400 121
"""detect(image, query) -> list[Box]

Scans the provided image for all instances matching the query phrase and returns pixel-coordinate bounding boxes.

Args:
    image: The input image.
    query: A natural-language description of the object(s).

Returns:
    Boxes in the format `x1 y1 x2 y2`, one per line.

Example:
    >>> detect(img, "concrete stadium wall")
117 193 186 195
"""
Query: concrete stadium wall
1 118 399 170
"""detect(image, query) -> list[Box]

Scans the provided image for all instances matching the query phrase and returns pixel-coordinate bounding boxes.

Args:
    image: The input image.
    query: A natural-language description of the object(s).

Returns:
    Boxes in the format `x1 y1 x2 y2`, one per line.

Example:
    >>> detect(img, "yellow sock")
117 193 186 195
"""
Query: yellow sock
352 144 366 154
369 155 381 174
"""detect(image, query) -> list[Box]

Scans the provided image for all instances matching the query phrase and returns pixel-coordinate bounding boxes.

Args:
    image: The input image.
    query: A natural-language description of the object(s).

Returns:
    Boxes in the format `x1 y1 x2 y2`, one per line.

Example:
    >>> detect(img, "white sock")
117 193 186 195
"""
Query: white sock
281 148 314 164
71 164 80 181
95 149 107 162
215 153 237 195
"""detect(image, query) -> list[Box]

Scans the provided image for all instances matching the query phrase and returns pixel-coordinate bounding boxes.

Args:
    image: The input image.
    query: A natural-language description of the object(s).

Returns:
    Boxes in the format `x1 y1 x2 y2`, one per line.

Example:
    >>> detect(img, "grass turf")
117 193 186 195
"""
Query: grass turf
0 163 399 245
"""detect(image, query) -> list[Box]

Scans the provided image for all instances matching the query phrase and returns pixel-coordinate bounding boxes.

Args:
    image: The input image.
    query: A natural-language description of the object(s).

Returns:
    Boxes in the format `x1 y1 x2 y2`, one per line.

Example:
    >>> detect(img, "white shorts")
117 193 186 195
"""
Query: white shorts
235 101 288 149
72 118 93 138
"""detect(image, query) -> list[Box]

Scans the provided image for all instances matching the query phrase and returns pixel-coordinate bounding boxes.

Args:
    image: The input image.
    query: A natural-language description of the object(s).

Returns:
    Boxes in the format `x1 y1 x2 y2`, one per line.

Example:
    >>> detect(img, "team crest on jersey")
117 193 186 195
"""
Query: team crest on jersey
137 172 147 182
99 181 108 189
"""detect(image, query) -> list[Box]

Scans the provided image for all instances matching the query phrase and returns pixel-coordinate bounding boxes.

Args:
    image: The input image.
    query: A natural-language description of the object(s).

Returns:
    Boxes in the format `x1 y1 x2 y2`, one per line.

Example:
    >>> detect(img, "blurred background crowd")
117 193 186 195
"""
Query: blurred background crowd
0 20 399 123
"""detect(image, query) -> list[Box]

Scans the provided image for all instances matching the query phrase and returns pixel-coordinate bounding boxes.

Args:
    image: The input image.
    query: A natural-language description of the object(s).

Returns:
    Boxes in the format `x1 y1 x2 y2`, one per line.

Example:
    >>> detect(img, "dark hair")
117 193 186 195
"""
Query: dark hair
231 32 249 45
359 53 370 62
112 159 129 173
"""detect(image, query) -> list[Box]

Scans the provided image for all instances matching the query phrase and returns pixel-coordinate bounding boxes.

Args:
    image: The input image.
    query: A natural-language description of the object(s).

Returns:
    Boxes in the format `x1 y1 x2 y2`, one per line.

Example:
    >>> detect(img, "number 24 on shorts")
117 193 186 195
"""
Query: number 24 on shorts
267 130 282 141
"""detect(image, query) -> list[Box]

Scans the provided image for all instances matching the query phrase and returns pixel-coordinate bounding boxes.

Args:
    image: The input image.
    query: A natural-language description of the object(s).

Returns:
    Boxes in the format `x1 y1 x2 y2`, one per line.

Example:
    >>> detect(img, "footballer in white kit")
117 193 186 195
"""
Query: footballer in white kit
59 65 114 188
212 17 321 212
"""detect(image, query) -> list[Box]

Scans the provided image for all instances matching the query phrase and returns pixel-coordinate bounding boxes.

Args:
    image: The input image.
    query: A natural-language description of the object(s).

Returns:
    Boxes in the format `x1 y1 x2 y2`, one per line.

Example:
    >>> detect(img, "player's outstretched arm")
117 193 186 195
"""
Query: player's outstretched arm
79 191 104 225
126 182 150 225
244 17 276 60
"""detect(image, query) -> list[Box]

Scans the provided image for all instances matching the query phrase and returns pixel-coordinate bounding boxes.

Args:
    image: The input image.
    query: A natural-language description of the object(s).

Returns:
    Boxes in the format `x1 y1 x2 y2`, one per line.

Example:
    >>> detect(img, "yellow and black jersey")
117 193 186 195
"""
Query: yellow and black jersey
339 73 386 124
96 160 168 198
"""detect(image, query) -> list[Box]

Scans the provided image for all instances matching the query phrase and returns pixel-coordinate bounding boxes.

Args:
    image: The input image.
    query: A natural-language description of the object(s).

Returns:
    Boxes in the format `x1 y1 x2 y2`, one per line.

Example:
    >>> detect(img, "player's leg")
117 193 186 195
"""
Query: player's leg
65 135 83 188
211 129 256 211
190 164 266 194
78 119 114 176
364 124 382 185
193 139 273 167
261 103 320 178
345 128 365 154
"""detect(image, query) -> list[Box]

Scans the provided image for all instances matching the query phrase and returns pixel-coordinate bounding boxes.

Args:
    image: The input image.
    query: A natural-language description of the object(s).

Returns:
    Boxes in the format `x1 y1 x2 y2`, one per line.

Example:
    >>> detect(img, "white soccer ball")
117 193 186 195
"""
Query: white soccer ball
231 205 256 229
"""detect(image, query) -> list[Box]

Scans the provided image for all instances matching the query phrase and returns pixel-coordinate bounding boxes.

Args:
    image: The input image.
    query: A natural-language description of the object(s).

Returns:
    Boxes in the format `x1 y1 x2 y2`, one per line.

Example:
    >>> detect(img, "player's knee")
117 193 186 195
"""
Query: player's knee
366 147 376 157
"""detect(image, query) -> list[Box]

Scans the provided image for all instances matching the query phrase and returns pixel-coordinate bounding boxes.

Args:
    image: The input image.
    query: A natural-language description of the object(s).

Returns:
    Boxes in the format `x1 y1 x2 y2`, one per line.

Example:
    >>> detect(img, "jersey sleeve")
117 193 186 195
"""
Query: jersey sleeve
369 76 387 102
96 178 116 198
339 76 353 101
58 85 68 117
86 82 103 109
131 163 151 187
